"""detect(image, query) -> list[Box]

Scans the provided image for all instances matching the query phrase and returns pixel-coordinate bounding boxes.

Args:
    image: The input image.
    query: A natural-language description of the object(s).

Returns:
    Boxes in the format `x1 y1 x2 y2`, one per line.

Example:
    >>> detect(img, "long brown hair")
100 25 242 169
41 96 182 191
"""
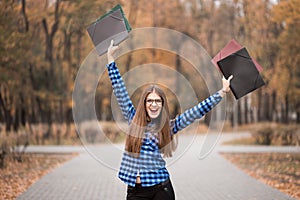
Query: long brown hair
126 85 177 157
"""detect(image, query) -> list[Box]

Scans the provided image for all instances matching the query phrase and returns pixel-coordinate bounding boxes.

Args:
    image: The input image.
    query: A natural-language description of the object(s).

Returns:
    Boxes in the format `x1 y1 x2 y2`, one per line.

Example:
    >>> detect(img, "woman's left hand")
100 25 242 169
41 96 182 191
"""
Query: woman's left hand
219 75 233 97
222 75 233 93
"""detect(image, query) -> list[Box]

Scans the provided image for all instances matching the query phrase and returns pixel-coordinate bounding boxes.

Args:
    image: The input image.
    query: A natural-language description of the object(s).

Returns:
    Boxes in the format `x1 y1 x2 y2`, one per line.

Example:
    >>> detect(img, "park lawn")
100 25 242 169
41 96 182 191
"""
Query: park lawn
0 153 77 200
221 153 300 199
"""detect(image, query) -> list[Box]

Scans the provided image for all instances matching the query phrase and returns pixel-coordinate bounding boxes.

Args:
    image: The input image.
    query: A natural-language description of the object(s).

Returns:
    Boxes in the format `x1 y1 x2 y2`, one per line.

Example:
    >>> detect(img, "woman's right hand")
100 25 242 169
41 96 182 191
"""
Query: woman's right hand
107 40 119 64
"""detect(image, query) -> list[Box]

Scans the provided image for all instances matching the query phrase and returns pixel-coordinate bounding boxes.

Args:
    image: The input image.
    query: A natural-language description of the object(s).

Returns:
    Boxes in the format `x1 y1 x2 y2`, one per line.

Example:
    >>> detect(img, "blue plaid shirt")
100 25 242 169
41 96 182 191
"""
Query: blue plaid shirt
107 62 222 187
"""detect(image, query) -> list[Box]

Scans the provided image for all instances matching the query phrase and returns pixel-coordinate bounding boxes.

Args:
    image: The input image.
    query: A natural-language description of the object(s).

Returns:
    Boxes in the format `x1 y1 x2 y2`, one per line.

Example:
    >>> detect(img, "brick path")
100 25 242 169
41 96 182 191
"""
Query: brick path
17 133 298 200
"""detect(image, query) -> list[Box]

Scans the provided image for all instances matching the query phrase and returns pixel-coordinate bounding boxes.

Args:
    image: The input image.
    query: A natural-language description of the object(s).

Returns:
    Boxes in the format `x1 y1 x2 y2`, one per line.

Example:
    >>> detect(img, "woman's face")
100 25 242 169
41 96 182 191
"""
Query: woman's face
145 91 163 119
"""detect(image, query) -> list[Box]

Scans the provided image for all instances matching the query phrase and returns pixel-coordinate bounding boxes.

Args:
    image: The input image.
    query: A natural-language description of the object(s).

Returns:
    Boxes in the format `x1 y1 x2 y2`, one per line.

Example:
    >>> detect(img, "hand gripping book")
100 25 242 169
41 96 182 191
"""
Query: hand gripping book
86 4 131 56
211 39 263 72
217 47 265 99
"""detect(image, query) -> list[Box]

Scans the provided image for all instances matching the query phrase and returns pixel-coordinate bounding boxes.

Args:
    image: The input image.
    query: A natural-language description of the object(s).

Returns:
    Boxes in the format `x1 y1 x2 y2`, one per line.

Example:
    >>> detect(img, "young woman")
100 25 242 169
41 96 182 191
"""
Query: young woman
106 41 232 200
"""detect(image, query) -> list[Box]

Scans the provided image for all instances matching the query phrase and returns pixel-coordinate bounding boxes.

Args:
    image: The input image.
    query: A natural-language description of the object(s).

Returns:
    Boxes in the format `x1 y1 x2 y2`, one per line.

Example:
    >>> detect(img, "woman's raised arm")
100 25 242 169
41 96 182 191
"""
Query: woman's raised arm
172 75 233 134
106 40 135 123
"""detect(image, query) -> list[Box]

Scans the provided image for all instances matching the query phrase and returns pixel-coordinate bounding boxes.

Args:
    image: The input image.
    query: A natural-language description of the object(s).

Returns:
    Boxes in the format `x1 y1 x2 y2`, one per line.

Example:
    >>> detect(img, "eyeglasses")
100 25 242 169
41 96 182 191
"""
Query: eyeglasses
146 98 163 105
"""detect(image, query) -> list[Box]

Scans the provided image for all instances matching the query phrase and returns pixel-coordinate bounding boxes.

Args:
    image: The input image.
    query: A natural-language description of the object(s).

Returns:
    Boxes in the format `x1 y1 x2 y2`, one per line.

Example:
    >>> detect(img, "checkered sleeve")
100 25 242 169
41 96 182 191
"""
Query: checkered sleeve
172 92 222 134
106 62 135 123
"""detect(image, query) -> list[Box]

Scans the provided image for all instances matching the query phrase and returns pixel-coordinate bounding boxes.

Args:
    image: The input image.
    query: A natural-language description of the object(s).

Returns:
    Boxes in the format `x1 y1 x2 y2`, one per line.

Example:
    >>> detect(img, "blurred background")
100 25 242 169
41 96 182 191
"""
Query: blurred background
0 0 299 145
0 0 299 199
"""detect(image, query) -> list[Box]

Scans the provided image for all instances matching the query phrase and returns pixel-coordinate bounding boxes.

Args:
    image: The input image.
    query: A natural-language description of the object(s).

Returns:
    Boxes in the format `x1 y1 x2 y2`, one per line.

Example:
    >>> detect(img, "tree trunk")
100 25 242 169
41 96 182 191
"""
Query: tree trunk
237 100 242 125
244 96 249 124
231 101 238 128
13 107 19 132
21 0 29 32
63 29 72 63
257 89 263 122
271 91 277 121
175 54 181 115
264 93 270 121
0 89 13 132
41 0 60 91
284 94 289 124
41 1 61 140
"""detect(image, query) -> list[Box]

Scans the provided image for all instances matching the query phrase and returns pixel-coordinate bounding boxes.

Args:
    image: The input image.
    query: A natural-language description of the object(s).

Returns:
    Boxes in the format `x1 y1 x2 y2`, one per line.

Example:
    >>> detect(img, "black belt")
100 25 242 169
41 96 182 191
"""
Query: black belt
129 178 170 189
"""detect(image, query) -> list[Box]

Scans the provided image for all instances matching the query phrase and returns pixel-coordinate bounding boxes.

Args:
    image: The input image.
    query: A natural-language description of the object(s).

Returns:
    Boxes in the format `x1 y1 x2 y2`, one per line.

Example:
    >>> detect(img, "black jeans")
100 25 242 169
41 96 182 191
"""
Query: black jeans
126 179 175 200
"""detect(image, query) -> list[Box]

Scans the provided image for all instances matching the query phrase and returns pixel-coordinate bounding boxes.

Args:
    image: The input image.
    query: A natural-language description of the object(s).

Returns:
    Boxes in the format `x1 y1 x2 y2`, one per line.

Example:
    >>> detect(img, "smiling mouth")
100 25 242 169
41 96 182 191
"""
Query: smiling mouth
149 108 159 113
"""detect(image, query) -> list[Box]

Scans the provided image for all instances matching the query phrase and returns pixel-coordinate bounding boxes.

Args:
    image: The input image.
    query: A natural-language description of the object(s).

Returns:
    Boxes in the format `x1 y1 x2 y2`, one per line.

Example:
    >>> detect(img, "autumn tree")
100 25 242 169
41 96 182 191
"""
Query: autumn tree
271 0 300 123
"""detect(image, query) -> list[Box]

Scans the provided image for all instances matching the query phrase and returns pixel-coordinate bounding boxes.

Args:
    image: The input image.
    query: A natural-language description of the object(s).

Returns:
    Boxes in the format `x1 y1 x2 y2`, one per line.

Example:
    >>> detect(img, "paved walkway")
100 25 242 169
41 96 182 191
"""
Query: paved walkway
17 132 299 200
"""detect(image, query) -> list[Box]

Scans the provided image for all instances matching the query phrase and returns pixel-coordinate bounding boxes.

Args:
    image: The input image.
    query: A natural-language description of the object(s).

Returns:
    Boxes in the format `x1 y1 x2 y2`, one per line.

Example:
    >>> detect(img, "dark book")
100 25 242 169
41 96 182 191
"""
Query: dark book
86 5 131 56
217 47 265 99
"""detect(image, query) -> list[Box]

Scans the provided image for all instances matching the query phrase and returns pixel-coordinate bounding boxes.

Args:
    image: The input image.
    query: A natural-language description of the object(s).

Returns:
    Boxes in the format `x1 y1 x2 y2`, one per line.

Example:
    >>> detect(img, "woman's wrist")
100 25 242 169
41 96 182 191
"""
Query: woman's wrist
219 89 228 97
107 55 114 64
222 88 230 93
